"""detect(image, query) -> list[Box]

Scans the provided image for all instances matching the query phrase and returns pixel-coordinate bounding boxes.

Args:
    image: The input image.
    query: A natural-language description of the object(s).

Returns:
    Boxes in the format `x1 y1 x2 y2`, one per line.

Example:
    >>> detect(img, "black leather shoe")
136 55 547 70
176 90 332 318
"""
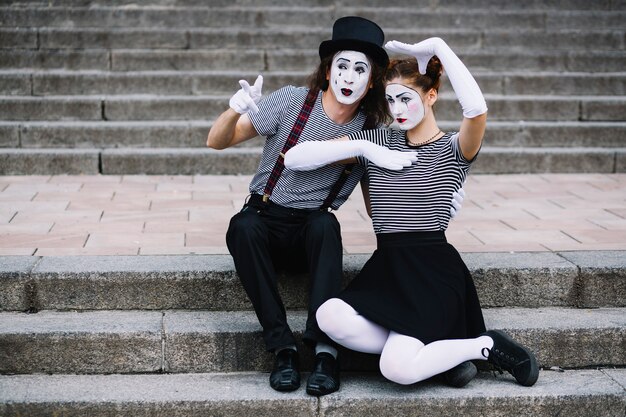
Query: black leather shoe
482 330 539 387
269 348 301 392
443 360 477 388
306 352 340 396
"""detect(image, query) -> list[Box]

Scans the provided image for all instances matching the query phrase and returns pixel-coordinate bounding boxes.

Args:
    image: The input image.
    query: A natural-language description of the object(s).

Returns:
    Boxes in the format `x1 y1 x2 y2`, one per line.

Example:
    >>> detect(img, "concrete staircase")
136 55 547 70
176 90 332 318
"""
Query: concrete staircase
1 1 626 415
1 0 625 174
1 252 625 415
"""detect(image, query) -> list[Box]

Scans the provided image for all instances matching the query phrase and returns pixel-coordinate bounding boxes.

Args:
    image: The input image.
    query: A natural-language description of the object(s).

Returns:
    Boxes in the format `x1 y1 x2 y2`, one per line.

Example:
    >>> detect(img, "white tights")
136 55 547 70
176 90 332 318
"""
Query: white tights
316 298 494 385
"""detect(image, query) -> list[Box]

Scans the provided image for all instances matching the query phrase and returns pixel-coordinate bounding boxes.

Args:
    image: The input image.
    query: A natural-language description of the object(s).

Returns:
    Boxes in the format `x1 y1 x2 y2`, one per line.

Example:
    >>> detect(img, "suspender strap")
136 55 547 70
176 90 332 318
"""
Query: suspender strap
320 163 355 210
262 88 318 202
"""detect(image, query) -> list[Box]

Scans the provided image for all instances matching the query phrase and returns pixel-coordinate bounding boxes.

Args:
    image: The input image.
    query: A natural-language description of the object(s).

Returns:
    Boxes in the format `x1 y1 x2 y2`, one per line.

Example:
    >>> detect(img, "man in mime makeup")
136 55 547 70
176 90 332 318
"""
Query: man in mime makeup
207 17 463 395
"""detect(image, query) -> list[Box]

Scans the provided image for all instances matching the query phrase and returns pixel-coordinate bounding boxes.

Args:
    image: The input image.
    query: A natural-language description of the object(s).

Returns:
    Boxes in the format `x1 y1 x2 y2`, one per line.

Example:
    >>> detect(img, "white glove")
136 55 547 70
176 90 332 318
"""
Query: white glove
285 140 417 171
229 75 263 115
450 187 466 219
385 38 487 119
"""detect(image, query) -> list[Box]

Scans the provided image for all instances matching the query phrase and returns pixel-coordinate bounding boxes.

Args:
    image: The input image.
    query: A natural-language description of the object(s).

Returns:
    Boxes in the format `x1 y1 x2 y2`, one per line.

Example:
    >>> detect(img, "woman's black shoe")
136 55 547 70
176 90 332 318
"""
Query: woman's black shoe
443 360 477 388
306 353 340 396
482 330 539 387
269 348 301 392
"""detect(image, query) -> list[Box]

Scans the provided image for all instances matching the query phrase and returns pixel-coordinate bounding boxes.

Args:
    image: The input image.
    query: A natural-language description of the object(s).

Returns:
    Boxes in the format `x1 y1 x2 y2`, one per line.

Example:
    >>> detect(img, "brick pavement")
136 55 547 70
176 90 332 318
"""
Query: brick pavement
0 174 624 256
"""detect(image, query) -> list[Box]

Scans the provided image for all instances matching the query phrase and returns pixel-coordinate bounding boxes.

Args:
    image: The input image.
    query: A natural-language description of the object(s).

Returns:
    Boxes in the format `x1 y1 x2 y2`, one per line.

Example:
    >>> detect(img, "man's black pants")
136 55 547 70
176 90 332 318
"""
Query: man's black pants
226 196 343 352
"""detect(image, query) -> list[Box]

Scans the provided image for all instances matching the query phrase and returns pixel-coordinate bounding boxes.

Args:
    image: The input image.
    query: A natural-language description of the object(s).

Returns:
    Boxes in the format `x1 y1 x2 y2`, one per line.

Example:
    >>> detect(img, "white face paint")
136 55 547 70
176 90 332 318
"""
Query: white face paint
329 51 372 105
386 83 425 130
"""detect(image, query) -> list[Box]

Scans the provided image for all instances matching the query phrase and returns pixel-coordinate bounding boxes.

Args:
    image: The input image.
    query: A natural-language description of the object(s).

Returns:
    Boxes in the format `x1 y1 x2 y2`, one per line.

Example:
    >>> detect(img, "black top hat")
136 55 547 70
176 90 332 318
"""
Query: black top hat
319 16 389 67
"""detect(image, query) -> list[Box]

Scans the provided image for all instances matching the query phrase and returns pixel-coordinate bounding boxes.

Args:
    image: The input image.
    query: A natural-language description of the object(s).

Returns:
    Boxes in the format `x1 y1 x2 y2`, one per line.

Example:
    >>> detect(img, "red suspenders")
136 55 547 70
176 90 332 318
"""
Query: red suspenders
262 88 318 203
262 88 370 210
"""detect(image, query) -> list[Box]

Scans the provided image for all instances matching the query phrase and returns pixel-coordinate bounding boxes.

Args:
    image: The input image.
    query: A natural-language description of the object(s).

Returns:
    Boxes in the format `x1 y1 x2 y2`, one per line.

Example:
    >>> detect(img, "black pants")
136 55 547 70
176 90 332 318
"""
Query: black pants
226 195 343 352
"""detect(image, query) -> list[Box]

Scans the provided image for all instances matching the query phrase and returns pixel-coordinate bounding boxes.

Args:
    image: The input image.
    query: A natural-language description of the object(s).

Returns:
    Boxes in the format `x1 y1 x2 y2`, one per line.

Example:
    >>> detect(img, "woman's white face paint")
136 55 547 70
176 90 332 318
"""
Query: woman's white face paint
329 51 371 105
386 83 425 130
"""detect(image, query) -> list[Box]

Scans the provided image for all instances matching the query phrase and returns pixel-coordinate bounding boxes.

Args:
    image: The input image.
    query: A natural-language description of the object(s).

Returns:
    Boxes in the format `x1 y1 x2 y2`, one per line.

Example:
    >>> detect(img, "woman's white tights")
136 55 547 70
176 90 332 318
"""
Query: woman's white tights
316 298 493 385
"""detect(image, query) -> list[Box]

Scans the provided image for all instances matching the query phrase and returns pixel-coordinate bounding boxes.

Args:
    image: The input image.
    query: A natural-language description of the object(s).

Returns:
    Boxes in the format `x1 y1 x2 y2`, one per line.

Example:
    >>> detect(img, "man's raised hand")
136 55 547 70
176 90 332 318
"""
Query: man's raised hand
229 75 264 115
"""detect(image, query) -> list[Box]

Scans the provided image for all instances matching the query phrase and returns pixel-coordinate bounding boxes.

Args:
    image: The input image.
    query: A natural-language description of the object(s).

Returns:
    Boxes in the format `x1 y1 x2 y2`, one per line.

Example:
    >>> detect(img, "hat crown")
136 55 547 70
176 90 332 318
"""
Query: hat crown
319 16 389 67
331 16 384 47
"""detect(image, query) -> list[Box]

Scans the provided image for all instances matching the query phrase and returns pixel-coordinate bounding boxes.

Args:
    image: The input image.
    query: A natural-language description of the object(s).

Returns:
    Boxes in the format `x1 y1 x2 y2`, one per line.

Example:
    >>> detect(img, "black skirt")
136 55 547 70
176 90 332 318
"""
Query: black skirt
338 231 486 344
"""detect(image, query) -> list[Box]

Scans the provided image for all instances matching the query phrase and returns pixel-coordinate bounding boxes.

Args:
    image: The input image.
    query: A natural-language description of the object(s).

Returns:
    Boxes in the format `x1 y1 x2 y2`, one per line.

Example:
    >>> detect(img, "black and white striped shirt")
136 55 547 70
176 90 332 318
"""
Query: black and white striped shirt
350 129 474 234
248 86 368 210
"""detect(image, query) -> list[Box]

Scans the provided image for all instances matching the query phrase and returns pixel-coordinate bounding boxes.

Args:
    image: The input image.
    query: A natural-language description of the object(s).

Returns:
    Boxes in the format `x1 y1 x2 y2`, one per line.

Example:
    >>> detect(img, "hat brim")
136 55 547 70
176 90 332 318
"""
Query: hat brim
319 39 389 67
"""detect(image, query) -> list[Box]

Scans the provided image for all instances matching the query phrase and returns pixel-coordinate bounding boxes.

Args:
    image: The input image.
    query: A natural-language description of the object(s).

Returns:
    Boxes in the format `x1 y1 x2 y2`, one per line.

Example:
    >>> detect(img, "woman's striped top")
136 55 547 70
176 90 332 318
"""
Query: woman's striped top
248 85 368 210
350 128 475 234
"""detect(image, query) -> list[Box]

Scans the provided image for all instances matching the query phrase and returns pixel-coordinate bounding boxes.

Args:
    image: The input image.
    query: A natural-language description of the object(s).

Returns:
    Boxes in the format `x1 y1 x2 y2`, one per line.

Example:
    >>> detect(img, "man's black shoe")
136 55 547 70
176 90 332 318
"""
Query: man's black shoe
482 330 539 387
269 348 301 392
443 360 477 388
306 352 340 396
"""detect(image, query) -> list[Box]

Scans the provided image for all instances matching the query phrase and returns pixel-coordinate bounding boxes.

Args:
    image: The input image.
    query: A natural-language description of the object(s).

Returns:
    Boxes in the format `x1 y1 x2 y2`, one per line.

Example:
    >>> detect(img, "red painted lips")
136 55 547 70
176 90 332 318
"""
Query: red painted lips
341 89 353 96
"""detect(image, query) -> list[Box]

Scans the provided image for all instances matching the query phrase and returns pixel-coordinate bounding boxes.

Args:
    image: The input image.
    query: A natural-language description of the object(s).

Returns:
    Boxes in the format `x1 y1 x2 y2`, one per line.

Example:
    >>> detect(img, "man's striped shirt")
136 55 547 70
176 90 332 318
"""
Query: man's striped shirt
248 86 368 210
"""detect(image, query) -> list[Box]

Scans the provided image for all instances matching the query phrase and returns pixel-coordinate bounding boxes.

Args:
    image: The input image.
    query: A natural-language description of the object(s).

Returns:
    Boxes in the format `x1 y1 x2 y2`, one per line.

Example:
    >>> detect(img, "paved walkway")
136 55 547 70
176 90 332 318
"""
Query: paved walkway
0 173 624 256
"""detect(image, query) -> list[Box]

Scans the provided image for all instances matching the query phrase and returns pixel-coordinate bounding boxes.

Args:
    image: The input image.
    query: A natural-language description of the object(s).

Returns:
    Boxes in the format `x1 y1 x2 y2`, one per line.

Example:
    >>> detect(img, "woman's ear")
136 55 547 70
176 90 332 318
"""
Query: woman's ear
426 88 438 105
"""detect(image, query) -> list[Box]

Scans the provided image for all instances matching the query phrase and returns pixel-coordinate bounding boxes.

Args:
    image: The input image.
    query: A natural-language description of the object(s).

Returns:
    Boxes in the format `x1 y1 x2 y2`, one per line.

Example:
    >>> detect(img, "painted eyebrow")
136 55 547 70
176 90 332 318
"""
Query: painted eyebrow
336 58 370 68
387 83 421 95
394 92 413 98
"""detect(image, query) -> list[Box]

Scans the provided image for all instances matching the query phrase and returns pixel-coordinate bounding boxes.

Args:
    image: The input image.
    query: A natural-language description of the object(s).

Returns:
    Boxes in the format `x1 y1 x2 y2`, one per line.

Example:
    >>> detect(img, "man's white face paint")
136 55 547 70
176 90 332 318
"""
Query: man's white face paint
386 83 425 130
329 51 371 105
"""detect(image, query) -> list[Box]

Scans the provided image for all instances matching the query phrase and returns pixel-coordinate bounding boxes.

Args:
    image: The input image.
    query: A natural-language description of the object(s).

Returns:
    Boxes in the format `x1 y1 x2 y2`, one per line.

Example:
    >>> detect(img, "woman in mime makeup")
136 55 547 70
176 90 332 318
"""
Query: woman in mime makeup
285 37 540 389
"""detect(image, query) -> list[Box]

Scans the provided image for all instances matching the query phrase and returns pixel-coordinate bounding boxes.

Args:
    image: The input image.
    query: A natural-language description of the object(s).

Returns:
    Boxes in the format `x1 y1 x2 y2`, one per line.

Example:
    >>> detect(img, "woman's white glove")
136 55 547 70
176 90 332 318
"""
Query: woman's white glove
285 140 417 171
229 75 263 115
450 188 466 219
385 38 487 118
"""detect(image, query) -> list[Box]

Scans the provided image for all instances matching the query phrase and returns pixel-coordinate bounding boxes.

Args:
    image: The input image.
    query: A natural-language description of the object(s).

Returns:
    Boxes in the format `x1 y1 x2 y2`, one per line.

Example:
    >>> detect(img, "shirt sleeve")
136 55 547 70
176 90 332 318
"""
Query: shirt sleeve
248 85 295 137
449 132 479 174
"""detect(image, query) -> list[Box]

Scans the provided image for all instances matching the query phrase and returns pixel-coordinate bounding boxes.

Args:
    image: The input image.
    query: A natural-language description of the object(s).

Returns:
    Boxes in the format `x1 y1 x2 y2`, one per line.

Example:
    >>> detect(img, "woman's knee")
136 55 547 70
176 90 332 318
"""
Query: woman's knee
316 298 351 335
379 354 415 385
379 335 425 385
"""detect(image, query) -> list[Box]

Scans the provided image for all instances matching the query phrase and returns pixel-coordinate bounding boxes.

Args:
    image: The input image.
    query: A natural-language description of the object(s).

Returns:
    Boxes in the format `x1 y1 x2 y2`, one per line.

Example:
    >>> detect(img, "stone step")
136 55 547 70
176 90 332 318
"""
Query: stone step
1 370 624 417
3 0 622 10
0 148 100 175
2 48 624 73
2 94 625 122
4 27 623 51
6 7 336 29
1 146 625 175
0 307 624 374
2 252 624 312
346 8 626 31
2 7 624 31
3 70 625 96
3 121 625 150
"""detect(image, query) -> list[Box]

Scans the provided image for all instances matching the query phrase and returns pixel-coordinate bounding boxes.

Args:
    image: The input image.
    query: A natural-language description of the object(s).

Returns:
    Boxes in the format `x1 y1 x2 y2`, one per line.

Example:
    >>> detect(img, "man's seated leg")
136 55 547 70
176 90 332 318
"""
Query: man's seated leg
297 210 344 396
300 210 343 330
226 208 301 391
